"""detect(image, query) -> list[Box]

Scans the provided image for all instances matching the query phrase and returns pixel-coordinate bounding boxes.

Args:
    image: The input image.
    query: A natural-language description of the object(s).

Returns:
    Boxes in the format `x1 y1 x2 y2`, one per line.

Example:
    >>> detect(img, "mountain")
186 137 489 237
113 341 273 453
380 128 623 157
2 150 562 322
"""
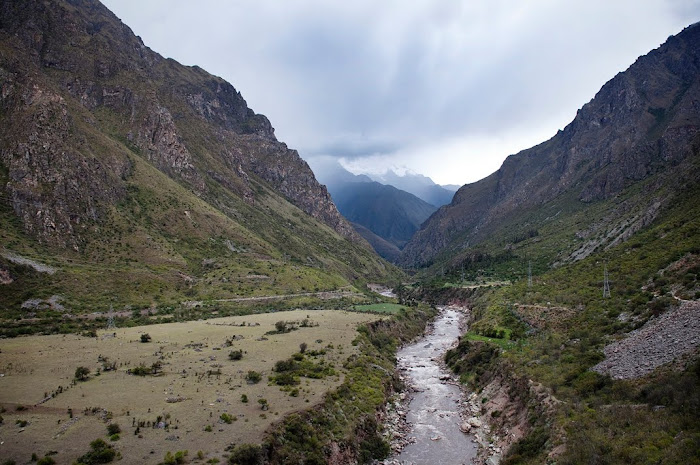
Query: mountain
0 0 397 314
308 157 439 260
369 170 455 207
402 24 700 463
400 23 700 270
332 181 437 258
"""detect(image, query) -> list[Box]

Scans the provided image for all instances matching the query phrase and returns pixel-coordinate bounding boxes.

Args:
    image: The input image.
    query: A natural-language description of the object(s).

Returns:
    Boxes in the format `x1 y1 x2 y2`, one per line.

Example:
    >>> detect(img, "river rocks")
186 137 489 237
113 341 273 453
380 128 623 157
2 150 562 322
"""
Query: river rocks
381 306 477 464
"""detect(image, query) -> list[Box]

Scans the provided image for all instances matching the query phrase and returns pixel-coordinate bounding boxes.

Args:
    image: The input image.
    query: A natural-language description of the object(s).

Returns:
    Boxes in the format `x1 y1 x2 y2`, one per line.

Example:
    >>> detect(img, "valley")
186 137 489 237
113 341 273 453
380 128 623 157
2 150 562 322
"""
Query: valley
0 1 699 464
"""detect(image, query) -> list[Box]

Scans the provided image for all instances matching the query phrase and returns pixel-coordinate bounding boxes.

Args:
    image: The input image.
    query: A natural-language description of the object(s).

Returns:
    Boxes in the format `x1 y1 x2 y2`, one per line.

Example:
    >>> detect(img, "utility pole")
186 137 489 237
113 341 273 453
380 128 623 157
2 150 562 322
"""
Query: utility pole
106 304 116 330
603 264 611 298
527 261 532 288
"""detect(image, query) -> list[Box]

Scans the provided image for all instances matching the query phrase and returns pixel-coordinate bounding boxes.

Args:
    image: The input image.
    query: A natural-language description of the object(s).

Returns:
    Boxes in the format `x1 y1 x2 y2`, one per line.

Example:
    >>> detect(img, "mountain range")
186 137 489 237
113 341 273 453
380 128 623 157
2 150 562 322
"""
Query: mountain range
309 158 455 260
0 0 397 314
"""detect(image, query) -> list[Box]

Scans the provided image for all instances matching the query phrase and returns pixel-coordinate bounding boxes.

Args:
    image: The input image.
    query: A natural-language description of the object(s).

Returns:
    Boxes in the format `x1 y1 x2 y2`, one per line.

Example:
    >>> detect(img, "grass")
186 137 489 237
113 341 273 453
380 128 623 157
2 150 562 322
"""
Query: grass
0 310 382 465
352 303 407 314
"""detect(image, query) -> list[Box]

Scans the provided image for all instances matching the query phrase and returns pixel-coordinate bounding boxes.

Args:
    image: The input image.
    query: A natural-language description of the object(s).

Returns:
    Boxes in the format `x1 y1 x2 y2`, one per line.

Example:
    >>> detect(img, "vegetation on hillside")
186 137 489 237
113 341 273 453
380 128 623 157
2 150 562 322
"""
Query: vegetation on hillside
436 181 700 463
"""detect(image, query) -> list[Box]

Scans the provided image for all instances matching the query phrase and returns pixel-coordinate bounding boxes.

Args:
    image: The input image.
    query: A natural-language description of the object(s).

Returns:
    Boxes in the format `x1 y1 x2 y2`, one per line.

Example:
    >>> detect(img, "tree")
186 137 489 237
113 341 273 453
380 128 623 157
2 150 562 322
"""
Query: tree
75 366 91 381
299 342 308 354
151 361 163 375
140 333 152 343
274 321 287 333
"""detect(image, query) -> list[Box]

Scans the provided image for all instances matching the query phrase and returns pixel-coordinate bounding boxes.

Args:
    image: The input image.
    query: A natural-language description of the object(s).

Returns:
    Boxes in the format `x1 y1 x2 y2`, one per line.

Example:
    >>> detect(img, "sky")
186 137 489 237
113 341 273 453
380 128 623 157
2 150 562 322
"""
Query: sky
102 0 700 186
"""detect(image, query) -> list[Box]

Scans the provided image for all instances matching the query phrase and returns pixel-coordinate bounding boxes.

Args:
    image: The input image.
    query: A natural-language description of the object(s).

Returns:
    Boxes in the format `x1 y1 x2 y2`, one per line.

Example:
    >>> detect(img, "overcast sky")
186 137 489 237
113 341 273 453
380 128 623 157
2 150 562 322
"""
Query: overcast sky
102 0 700 186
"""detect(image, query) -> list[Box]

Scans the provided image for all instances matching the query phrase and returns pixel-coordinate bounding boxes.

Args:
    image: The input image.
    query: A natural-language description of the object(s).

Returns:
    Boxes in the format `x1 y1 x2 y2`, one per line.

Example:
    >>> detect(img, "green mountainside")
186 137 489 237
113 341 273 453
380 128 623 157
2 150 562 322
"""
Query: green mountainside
331 181 437 258
400 23 700 274
401 24 700 464
0 0 399 325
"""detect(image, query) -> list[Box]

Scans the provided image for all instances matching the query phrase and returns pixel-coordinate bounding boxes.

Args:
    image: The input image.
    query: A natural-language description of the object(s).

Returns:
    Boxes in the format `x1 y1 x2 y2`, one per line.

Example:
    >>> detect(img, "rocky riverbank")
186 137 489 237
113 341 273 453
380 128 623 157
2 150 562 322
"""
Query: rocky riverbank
380 306 478 465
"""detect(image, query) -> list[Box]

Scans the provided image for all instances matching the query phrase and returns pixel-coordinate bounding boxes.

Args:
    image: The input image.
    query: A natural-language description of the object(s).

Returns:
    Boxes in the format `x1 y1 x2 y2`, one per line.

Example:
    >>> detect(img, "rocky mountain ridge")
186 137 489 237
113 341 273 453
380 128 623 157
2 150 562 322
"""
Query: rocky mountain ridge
400 23 700 268
0 0 361 250
0 0 395 313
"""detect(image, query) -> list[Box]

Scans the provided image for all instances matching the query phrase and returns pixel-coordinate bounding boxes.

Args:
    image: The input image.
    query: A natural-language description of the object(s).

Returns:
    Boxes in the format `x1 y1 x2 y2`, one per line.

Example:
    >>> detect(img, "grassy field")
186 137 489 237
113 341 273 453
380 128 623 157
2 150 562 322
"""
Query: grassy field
352 303 407 314
0 310 382 464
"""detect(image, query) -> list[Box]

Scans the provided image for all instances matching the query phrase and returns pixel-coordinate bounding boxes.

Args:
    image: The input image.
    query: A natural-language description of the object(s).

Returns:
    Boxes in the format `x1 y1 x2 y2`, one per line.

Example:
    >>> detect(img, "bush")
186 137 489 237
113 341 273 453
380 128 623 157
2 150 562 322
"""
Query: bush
37 458 55 465
228 444 263 465
75 366 91 381
502 427 549 464
245 371 261 384
162 450 187 465
229 350 243 361
76 438 116 464
140 333 152 343
106 424 121 436
220 413 234 424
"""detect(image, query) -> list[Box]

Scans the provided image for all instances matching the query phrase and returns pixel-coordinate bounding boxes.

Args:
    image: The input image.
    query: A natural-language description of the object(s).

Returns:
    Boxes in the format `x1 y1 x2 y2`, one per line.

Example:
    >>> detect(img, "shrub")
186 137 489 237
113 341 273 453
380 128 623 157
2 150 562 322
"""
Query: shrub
36 458 55 465
162 450 187 465
106 424 121 436
274 321 287 333
229 350 243 361
240 394 248 403
299 342 308 353
228 443 263 465
245 371 261 384
75 366 91 381
140 333 152 343
76 438 116 464
220 413 234 424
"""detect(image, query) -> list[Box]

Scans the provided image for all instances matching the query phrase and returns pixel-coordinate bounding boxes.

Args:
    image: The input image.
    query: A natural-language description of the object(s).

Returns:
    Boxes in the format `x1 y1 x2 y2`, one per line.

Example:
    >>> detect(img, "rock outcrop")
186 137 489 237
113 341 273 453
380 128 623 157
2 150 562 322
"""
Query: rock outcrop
0 0 364 249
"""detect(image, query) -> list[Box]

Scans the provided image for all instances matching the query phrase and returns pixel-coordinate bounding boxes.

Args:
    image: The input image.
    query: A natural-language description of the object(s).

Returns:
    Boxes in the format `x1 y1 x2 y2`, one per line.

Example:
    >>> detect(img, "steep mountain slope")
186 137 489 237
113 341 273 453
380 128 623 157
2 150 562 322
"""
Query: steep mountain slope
348 222 402 263
332 181 437 254
400 23 700 270
309 158 439 260
0 0 397 315
369 170 455 207
403 24 700 464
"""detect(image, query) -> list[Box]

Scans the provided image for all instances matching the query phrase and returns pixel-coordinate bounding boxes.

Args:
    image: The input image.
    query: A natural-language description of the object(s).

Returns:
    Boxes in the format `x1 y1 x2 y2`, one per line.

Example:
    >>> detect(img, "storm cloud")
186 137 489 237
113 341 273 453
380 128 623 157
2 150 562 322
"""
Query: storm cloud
102 0 700 185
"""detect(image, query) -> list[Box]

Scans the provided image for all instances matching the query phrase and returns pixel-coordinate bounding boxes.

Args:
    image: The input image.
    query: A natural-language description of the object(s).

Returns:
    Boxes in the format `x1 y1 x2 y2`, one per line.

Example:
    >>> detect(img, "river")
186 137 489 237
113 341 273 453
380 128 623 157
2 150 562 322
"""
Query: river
389 306 478 464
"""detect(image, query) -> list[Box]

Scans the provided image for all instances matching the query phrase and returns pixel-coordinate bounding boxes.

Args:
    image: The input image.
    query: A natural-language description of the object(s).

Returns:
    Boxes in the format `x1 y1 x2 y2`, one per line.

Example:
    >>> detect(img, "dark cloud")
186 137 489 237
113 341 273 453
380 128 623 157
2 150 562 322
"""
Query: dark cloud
102 0 700 184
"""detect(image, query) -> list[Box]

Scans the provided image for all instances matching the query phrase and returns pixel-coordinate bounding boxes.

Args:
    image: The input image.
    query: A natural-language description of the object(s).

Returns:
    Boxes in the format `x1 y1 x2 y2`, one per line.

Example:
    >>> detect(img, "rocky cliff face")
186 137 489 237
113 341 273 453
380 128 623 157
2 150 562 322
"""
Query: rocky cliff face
0 0 363 249
400 23 700 268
